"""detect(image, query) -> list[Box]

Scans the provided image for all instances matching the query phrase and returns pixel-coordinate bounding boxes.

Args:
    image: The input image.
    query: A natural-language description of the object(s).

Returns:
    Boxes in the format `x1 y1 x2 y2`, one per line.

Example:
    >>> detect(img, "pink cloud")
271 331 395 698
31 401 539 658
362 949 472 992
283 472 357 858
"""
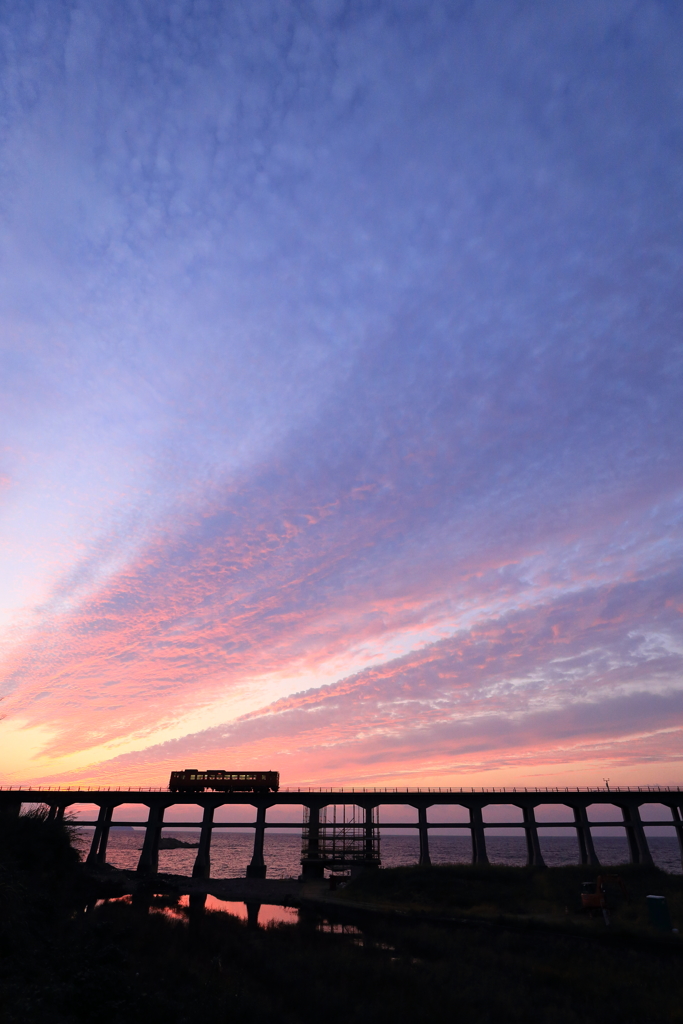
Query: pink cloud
23 567 683 788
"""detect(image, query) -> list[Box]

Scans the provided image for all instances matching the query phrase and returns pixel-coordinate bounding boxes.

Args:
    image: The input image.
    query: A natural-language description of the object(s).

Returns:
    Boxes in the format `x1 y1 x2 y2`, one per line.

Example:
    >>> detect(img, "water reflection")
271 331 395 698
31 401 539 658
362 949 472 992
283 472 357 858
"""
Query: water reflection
185 893 298 926
92 892 369 938
93 892 299 928
88 894 419 963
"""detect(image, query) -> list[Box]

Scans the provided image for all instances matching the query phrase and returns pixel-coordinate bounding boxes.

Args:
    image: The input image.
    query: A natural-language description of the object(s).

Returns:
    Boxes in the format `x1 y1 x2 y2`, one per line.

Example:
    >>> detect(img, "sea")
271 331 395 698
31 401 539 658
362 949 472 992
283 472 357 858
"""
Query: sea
79 829 683 877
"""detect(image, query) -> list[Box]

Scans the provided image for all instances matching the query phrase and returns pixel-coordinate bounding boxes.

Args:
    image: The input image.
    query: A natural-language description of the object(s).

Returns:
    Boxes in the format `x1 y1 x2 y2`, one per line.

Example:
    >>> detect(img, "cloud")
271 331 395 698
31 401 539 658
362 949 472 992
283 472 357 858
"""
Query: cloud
27 567 683 786
0 2 682 785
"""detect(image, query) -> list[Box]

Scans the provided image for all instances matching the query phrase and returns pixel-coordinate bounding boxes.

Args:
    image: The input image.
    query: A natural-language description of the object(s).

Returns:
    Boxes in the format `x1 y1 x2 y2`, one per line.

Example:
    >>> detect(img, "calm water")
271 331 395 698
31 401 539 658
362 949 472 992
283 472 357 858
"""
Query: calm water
79 829 683 877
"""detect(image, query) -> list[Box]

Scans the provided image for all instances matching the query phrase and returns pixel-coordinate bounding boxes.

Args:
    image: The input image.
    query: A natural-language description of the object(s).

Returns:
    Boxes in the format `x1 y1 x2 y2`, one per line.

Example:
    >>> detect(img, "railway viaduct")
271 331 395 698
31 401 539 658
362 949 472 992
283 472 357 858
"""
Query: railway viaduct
1 786 682 879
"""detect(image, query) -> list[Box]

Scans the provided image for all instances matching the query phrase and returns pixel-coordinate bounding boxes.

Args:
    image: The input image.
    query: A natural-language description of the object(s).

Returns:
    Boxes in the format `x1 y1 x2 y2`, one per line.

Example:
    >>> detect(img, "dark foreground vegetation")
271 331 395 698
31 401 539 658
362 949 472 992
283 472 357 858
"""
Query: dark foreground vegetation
341 861 683 933
1 811 683 1024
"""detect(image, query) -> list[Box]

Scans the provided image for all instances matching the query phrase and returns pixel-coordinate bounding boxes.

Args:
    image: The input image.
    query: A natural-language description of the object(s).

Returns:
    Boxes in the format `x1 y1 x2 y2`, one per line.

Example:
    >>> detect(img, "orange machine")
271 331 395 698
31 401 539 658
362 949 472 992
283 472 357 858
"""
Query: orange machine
581 875 628 923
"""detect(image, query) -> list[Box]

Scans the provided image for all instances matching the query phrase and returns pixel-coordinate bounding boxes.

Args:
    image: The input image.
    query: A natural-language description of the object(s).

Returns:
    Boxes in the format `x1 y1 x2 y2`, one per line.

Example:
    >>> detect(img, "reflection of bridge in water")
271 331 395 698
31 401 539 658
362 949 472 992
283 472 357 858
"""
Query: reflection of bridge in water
1 787 682 877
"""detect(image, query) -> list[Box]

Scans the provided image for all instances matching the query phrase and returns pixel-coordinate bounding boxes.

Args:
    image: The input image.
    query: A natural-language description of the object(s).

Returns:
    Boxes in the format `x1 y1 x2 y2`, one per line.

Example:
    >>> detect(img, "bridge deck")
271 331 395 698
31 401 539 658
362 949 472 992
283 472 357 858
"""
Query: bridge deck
1 786 682 804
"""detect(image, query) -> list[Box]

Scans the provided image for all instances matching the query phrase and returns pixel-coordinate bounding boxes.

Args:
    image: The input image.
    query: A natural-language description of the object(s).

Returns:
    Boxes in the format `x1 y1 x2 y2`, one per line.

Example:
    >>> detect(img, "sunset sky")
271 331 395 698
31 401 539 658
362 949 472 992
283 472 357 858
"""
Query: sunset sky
1 1 682 790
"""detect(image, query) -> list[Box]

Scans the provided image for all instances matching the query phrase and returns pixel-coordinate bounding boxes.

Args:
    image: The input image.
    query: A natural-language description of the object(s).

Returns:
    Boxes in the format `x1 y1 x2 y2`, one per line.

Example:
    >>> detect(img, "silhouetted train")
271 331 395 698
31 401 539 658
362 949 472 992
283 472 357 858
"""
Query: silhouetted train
168 769 280 794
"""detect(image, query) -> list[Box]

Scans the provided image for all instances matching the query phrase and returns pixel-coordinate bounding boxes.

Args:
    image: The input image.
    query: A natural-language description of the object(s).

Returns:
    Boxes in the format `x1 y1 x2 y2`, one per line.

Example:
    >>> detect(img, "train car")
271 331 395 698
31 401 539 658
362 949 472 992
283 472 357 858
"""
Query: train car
168 769 280 793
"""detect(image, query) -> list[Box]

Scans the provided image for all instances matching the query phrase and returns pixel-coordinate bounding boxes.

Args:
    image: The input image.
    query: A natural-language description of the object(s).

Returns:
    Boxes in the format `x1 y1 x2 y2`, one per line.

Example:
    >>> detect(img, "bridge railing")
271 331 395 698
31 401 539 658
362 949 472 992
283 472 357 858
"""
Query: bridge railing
0 785 680 794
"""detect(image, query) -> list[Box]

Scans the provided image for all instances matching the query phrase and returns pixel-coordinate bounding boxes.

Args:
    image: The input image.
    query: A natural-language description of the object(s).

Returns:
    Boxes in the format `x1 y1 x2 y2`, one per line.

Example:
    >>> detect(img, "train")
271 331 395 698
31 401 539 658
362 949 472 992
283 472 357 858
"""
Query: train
168 769 280 794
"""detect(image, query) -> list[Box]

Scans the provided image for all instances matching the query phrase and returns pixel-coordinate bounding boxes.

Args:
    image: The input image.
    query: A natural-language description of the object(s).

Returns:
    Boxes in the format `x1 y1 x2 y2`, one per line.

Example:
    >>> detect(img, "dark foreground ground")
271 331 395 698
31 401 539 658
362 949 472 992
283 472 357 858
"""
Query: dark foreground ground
1 811 683 1024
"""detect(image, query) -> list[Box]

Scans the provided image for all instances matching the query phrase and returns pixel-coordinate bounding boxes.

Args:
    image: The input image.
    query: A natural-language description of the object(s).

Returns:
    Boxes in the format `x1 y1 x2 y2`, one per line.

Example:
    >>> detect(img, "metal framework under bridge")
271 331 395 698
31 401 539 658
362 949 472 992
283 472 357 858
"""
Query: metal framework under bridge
1 787 682 879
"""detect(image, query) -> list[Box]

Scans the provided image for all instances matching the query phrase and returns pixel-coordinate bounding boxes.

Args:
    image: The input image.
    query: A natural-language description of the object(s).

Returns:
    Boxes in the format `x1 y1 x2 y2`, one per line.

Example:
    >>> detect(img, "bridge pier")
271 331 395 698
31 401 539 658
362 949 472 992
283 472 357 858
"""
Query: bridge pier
469 804 489 865
137 803 165 876
300 804 324 879
522 805 545 867
621 803 653 866
192 804 214 879
573 805 600 867
417 805 431 867
246 804 267 879
97 806 114 864
87 804 114 865
671 804 683 871
364 805 376 862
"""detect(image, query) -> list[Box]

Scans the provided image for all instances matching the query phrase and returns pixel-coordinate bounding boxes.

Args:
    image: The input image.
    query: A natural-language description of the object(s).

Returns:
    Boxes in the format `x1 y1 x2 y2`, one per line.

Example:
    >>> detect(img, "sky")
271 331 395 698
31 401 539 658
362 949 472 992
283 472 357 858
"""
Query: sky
0 0 682 790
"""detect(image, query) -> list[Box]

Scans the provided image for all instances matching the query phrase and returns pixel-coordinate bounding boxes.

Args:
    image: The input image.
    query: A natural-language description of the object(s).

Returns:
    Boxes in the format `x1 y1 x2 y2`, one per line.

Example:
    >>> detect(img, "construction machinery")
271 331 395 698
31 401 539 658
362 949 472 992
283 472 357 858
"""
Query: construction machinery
581 874 629 924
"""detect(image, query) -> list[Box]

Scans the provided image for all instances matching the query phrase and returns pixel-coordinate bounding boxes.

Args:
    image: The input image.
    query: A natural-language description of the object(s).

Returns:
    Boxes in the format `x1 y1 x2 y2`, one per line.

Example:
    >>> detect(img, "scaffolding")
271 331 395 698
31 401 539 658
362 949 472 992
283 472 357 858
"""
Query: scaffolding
301 804 380 876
